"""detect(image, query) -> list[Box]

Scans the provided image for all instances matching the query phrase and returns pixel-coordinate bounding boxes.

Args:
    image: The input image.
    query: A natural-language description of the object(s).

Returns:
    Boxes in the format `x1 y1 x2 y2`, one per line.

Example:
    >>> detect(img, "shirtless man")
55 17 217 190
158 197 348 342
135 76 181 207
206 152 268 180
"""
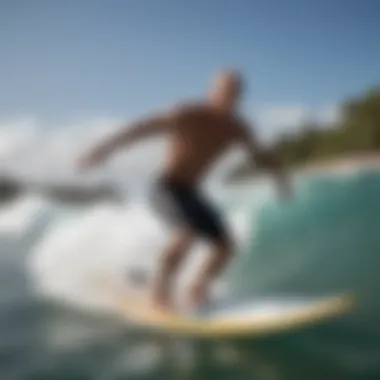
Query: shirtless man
78 70 291 310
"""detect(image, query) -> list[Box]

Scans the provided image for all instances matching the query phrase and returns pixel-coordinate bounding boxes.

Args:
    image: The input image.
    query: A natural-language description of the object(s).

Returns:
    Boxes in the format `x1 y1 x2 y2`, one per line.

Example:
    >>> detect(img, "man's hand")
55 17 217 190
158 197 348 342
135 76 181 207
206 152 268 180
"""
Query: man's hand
77 145 110 172
256 151 293 201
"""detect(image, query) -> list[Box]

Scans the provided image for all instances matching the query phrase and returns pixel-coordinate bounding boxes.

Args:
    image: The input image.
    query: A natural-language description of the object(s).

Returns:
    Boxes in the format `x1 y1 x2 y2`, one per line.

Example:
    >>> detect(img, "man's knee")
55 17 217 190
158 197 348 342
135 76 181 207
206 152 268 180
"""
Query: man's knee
214 234 234 258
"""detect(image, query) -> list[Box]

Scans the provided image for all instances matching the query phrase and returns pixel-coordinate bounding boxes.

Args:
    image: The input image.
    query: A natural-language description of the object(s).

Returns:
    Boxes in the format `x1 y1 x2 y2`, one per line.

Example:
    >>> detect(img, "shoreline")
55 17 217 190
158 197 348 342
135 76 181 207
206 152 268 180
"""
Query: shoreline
296 153 380 176
228 154 380 183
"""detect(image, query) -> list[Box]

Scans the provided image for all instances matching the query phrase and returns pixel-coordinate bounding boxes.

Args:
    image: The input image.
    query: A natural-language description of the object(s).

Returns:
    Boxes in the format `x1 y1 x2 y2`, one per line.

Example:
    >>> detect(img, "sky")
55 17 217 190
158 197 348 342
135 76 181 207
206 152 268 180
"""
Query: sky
0 0 380 183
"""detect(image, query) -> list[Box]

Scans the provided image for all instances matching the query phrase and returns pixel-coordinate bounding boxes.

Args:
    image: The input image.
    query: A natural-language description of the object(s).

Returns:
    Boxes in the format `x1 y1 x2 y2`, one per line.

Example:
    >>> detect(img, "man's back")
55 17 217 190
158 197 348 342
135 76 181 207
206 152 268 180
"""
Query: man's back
164 104 244 185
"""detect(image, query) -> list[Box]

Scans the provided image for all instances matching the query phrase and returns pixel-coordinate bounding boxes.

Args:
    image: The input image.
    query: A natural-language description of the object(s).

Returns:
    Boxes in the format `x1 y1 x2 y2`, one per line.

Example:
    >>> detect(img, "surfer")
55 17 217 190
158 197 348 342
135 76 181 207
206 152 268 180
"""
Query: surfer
77 69 291 310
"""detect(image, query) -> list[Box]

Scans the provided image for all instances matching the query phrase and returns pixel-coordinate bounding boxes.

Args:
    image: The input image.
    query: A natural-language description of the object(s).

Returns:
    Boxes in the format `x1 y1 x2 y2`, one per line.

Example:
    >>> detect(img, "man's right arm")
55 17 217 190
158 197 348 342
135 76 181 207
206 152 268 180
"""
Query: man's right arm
77 106 186 171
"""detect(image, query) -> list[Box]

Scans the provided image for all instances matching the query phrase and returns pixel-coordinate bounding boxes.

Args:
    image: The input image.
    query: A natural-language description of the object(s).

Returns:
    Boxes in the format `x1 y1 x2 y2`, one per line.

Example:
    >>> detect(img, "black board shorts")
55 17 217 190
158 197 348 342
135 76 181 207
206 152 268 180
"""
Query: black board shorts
151 176 227 243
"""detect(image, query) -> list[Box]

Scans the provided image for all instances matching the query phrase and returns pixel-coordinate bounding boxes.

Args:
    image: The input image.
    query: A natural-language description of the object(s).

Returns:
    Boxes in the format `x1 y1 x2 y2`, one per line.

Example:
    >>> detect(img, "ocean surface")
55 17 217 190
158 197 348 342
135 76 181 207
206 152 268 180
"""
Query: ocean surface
1 167 380 380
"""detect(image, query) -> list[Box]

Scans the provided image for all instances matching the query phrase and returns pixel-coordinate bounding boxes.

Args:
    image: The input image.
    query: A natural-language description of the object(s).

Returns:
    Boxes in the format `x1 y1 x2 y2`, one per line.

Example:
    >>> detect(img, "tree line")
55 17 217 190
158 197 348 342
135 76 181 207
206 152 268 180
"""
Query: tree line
272 86 380 167
228 86 380 180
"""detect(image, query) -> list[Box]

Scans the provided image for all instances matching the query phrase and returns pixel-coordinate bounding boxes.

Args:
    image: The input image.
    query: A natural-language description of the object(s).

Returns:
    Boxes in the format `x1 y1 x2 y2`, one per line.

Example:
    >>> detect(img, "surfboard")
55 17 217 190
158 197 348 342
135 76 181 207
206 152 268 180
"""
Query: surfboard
107 287 355 338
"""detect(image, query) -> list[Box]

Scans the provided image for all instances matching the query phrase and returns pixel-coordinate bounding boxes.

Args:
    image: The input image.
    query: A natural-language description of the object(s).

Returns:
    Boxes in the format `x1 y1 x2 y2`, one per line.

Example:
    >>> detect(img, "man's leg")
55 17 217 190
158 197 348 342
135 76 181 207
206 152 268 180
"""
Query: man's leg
188 236 234 308
153 228 195 309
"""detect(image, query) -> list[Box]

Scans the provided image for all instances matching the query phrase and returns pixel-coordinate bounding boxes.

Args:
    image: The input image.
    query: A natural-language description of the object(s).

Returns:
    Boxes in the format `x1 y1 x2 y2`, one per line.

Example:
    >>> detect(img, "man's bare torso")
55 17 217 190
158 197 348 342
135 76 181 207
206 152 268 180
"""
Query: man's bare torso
163 103 244 186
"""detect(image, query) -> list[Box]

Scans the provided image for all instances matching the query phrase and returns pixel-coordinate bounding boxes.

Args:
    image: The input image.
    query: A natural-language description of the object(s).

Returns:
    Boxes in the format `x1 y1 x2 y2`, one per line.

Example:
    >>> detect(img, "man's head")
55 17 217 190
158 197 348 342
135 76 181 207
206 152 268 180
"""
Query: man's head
210 69 244 111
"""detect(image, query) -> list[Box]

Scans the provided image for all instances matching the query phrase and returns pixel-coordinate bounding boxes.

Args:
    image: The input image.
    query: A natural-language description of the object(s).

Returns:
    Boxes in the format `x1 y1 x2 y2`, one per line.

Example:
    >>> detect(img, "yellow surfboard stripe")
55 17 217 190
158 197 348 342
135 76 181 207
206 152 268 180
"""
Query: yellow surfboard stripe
107 287 355 338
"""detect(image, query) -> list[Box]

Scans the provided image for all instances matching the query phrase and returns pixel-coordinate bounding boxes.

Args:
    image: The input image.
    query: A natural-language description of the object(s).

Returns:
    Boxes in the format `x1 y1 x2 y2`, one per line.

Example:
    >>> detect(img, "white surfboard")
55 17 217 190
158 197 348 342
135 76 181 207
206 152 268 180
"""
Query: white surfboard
106 285 355 338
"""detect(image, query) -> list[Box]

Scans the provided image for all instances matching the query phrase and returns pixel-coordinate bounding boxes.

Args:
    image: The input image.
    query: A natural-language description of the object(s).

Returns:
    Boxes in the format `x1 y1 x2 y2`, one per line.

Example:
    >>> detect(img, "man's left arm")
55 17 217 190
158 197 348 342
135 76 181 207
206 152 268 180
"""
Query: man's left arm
233 122 292 199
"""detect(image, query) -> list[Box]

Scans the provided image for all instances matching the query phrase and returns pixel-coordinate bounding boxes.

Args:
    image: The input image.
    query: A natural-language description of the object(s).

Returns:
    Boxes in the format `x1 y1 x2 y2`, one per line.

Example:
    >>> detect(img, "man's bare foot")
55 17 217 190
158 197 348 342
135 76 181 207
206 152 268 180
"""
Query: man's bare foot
188 282 209 310
152 287 174 314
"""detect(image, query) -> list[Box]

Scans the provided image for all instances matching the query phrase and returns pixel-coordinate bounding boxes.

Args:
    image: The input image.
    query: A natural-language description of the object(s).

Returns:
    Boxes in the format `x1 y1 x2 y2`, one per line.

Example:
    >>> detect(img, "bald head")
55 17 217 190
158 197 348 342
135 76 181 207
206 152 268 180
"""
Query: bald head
210 69 244 110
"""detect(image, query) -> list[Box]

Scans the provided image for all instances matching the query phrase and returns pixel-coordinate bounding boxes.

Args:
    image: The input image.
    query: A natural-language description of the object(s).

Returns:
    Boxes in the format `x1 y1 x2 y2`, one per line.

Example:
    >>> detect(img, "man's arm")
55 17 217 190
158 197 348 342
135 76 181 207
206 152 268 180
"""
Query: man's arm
77 109 179 170
237 123 292 199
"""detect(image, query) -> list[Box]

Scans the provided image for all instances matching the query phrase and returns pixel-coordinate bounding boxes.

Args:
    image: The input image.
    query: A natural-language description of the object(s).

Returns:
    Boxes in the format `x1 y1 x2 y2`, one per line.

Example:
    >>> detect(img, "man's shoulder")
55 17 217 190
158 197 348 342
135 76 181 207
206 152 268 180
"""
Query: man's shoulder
169 100 210 118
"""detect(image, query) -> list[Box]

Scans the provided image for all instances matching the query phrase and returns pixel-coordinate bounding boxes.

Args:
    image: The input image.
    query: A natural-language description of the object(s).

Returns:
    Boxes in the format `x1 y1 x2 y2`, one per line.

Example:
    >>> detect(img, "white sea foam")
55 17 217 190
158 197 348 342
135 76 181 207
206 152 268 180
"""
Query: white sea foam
26 182 273 315
0 195 47 236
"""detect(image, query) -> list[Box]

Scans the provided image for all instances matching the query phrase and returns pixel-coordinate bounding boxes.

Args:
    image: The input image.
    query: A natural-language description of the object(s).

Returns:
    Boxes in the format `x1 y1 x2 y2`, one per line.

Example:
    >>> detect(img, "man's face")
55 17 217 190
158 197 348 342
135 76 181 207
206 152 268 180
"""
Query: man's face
211 72 243 109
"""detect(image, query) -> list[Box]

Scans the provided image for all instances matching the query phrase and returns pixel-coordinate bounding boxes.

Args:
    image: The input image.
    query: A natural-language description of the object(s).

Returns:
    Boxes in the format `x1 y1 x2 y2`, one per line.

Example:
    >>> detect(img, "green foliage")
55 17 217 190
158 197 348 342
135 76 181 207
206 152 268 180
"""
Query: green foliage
272 86 380 167
227 86 380 181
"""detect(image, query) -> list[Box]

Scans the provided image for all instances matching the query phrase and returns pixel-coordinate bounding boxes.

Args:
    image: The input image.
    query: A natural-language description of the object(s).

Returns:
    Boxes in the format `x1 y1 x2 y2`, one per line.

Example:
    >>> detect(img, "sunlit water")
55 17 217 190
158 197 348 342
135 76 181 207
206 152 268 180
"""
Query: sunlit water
1 168 380 380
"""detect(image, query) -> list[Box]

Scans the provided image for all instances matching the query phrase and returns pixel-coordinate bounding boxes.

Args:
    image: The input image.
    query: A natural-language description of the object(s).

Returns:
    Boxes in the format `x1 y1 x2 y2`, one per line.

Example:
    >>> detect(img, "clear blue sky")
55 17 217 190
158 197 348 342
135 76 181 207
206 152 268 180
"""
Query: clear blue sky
1 0 379 129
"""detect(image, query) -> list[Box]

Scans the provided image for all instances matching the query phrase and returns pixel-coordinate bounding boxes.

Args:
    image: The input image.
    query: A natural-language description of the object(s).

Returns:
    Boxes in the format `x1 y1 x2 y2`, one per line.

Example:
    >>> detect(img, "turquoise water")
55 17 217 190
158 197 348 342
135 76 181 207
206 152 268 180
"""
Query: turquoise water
1 169 380 379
